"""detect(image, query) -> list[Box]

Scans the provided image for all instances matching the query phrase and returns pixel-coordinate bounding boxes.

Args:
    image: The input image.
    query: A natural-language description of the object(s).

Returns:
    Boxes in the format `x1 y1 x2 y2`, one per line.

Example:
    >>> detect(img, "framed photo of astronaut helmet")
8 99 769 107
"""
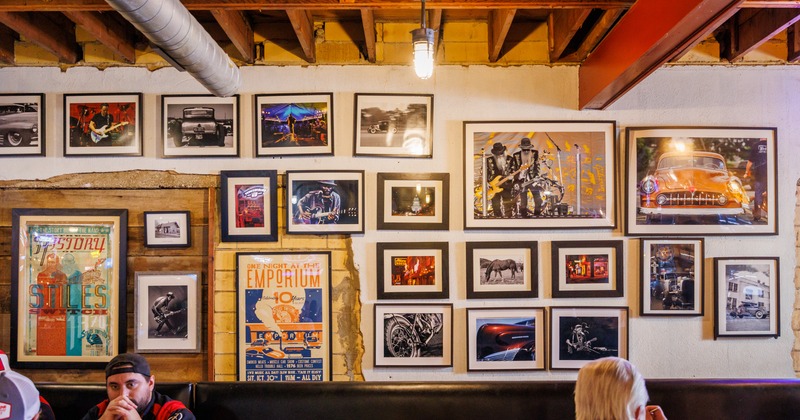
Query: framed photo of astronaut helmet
549 306 628 370
134 272 201 353
286 170 365 235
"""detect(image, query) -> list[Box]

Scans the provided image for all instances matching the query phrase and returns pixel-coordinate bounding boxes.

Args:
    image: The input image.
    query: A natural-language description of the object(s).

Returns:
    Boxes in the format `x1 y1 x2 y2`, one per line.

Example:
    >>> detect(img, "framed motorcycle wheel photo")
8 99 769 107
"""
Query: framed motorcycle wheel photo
640 238 704 316
374 303 453 367
133 272 201 353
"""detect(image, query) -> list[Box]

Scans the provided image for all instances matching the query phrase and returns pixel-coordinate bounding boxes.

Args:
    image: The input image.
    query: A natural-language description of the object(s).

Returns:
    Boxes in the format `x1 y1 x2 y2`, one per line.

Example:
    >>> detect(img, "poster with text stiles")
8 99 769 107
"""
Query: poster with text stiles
237 252 331 381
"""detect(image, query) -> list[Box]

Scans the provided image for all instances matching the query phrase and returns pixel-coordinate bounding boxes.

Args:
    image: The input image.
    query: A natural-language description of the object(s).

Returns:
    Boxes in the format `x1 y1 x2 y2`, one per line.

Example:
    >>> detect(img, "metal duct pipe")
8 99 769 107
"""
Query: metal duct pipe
106 0 241 97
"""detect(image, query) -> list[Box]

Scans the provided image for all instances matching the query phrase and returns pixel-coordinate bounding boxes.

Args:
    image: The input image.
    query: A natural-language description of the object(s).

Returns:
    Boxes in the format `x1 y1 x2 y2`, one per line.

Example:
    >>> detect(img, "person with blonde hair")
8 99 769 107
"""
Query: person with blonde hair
574 357 667 420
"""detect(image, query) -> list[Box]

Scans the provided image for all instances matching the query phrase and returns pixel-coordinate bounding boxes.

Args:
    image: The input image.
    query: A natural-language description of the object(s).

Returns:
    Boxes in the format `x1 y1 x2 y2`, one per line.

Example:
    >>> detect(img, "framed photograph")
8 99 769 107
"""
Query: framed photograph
255 93 333 157
714 257 779 338
220 170 278 242
286 170 364 235
466 241 538 299
354 93 433 158
463 121 616 230
640 238 704 316
0 93 45 156
134 272 201 353
376 242 449 299
162 94 239 157
376 172 449 230
466 307 545 371
10 208 127 368
143 211 191 248
551 240 623 298
549 307 628 370
374 303 452 367
236 252 331 381
625 127 777 236
64 93 142 156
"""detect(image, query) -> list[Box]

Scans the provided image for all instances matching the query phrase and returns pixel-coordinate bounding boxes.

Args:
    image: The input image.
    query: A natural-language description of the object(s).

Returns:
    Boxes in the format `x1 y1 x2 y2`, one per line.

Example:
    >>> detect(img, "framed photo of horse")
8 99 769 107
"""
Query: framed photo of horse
64 93 142 156
376 242 449 299
551 240 624 298
466 241 538 299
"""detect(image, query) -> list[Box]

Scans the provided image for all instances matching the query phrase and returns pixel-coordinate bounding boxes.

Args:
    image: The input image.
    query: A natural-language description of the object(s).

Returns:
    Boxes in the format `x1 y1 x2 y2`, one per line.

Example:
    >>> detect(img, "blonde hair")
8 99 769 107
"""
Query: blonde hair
574 357 649 420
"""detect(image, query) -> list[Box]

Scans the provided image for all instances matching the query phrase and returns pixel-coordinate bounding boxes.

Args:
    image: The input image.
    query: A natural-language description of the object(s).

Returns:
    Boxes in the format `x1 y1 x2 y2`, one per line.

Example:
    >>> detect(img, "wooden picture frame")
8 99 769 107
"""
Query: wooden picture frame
549 306 628 370
286 170 365 235
0 93 45 156
376 172 449 230
376 242 449 299
466 307 545 371
551 240 624 298
161 94 239 157
134 272 201 353
220 170 278 243
374 303 452 367
64 93 142 156
714 257 780 338
255 93 333 157
354 93 433 158
466 241 538 299
640 238 703 316
143 211 191 248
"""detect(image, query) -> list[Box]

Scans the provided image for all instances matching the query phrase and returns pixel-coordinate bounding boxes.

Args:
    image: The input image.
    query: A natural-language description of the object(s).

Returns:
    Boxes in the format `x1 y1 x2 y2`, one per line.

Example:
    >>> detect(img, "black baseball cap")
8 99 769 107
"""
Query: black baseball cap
105 353 151 379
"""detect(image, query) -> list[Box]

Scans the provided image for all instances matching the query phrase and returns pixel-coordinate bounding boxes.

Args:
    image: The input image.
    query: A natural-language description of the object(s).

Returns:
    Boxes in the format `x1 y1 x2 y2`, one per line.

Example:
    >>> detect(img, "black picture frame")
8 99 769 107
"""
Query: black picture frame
286 170 365 235
64 93 142 156
353 93 433 158
466 241 538 299
255 92 334 157
376 242 449 299
0 93 45 156
713 257 780 338
376 172 449 230
161 94 240 157
374 303 453 367
640 238 704 316
143 211 191 248
220 170 278 242
466 307 545 371
551 240 624 298
549 306 628 370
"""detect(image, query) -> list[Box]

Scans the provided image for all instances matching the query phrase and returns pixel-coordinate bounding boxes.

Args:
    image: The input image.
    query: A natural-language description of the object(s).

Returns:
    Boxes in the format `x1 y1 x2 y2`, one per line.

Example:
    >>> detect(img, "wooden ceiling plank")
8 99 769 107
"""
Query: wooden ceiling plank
360 8 376 63
560 8 624 62
63 11 135 63
727 8 800 61
549 8 591 61
489 8 516 62
788 20 800 61
0 24 15 64
0 11 79 63
578 0 745 110
210 9 255 63
286 9 316 63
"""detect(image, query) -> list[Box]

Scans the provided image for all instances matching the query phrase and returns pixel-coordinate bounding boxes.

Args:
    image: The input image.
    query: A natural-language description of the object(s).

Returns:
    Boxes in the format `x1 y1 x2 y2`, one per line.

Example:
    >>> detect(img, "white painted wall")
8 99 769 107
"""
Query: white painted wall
1 64 797 380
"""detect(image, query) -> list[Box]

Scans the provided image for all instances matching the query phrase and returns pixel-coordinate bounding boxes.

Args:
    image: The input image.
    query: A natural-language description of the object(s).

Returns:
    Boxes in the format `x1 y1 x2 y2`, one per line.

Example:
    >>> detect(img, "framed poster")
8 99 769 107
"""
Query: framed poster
220 170 278 242
376 172 449 230
134 272 201 353
374 303 452 367
286 170 365 235
640 238 703 316
10 208 127 368
625 127 777 236
0 93 45 156
551 240 623 298
354 93 433 158
376 242 449 299
463 121 616 230
714 257 779 338
466 307 545 371
549 307 628 370
64 93 142 156
162 94 239 157
466 241 538 299
236 252 331 381
255 93 333 157
143 211 191 248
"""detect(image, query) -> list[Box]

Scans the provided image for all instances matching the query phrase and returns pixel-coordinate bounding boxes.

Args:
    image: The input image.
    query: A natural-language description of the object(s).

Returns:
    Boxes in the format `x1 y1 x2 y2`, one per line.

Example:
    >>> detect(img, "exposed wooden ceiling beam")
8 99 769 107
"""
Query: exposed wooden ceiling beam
578 0 745 110
788 21 800 61
489 9 515 62
549 8 591 61
286 9 316 63
723 8 800 61
0 11 80 63
429 8 443 55
560 8 624 62
0 23 15 64
360 9 376 63
62 11 135 63
210 9 255 63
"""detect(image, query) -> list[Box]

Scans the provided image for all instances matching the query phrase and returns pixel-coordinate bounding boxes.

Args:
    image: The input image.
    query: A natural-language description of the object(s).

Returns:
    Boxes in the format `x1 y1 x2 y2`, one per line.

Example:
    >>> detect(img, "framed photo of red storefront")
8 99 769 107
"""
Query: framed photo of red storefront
376 242 449 299
10 208 128 368
220 170 278 242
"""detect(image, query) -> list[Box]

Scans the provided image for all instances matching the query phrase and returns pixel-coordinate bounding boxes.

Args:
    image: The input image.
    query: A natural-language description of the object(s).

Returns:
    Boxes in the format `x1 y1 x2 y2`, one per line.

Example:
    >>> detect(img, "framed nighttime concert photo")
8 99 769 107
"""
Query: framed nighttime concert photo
162 94 239 157
640 238 704 316
353 93 433 158
376 172 449 230
376 242 449 300
463 121 616 230
255 93 333 157
551 240 623 298
714 257 779 339
466 307 545 372
286 170 365 235
625 127 777 236
134 272 201 353
10 208 128 368
220 170 278 242
64 93 142 156
466 241 538 299
374 303 452 367
549 307 628 370
0 93 45 156
143 211 191 248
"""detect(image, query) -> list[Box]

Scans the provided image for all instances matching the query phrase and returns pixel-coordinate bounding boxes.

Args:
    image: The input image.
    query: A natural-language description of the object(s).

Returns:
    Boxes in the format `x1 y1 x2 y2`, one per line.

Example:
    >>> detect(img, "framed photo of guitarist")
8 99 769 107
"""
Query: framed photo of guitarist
286 170 365 235
463 121 616 230
64 93 142 156
134 272 201 353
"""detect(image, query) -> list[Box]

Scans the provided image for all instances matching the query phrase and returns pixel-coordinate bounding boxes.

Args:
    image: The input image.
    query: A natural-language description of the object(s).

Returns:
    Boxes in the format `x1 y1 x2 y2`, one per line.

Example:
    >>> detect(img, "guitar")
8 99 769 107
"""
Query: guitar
297 207 357 224
90 121 129 143
474 163 530 201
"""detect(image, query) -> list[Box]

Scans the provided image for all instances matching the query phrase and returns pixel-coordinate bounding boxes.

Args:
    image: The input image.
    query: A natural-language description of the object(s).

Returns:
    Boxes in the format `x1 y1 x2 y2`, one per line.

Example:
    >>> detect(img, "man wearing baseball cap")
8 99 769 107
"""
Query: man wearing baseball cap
0 350 55 420
81 353 194 420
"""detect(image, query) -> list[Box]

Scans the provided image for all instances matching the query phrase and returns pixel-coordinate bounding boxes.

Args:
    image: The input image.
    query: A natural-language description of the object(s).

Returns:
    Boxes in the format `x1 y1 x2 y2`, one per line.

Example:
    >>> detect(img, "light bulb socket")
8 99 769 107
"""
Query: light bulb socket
411 27 435 45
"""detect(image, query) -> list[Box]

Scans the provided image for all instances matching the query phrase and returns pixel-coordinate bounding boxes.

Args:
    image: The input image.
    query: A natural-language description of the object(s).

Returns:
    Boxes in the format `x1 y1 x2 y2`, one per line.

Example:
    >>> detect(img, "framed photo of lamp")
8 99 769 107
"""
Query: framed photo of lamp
143 211 191 248
625 127 777 236
64 93 142 156
466 241 538 299
10 208 128 368
714 257 779 338
374 303 452 367
255 93 333 157
220 170 278 242
286 170 365 235
376 172 449 230
162 94 239 157
0 93 45 156
134 272 201 353
551 240 623 298
463 120 616 230
466 307 545 371
376 242 449 299
354 93 433 158
640 238 703 316
549 306 628 370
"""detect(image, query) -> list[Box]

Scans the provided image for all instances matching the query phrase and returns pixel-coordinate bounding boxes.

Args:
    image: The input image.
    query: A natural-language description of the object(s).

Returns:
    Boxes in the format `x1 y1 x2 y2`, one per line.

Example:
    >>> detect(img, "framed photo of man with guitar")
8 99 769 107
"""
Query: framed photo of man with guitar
286 170 364 235
463 121 616 230
64 93 142 156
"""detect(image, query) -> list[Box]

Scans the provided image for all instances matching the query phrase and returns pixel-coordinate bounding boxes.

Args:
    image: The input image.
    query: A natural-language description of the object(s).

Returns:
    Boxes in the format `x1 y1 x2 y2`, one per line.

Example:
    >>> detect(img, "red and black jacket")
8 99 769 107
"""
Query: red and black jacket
81 390 195 420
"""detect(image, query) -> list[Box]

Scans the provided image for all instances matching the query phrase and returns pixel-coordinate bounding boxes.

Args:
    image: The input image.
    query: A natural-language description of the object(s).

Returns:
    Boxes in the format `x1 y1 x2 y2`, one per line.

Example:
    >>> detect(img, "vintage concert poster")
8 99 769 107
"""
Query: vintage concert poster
237 252 331 381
